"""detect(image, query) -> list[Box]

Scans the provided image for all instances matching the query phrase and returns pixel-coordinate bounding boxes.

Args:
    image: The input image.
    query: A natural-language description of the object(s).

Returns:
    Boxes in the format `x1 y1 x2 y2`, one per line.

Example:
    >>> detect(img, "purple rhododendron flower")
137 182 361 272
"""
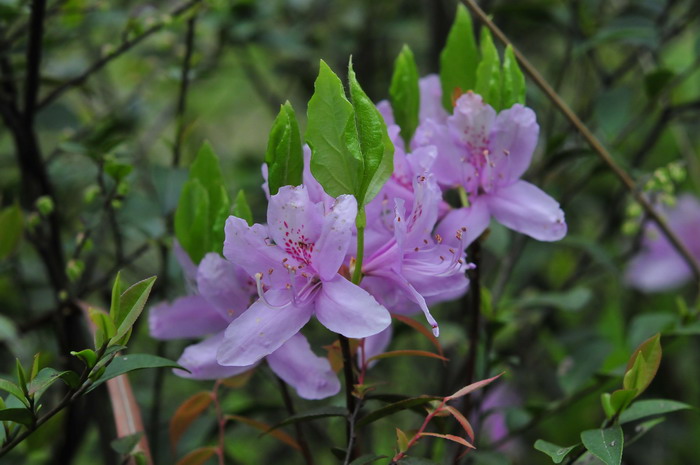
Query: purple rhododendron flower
413 90 567 245
625 194 700 292
217 185 391 367
362 173 471 336
149 252 340 399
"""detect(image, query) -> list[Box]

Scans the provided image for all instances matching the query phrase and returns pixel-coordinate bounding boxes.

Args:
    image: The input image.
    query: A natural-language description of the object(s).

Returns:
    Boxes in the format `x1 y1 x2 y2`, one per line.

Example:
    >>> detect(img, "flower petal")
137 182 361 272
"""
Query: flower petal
485 104 539 190
436 199 491 247
176 332 258 379
625 248 691 293
485 180 566 241
268 185 324 262
413 119 467 188
312 194 357 281
224 216 289 288
362 326 393 363
197 253 254 320
267 333 340 400
315 275 391 338
149 296 228 340
419 74 448 124
217 289 313 366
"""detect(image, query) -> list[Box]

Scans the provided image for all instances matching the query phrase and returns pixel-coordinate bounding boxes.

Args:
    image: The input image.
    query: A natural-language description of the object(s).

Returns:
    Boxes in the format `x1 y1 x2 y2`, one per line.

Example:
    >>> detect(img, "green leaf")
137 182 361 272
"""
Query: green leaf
175 447 218 465
87 354 184 393
71 349 98 369
266 406 348 432
644 69 674 99
389 45 420 147
0 204 23 259
15 359 28 396
109 272 123 323
396 427 409 452
0 407 34 426
580 427 623 465
0 378 30 407
474 27 502 110
175 178 211 263
349 58 394 206
266 101 304 195
356 396 439 427
112 276 157 344
306 59 363 198
619 399 693 424
397 458 439 465
623 333 661 397
440 4 478 111
349 454 387 465
501 45 525 108
609 388 637 415
233 189 254 226
533 439 577 463
111 431 143 455
89 307 117 349
28 368 81 400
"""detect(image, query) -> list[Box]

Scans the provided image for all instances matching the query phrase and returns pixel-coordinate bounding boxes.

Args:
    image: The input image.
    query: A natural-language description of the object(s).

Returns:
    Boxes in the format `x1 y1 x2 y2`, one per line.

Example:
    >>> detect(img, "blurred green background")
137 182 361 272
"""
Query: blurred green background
1 0 699 463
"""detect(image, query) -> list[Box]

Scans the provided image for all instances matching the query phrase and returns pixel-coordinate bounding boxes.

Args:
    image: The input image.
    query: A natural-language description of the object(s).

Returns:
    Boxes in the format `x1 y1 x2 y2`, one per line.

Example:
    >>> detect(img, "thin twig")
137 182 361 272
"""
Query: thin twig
461 0 700 290
37 0 203 110
275 376 315 465
173 15 197 167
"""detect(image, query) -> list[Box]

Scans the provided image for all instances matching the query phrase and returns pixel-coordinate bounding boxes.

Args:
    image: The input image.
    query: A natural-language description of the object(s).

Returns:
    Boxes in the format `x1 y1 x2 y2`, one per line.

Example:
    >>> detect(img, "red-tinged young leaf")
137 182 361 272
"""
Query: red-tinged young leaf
442 405 475 440
392 314 444 357
447 372 504 401
325 338 360 373
226 414 301 451
175 446 218 465
169 391 213 450
623 333 661 397
366 350 448 364
418 432 475 450
396 428 409 452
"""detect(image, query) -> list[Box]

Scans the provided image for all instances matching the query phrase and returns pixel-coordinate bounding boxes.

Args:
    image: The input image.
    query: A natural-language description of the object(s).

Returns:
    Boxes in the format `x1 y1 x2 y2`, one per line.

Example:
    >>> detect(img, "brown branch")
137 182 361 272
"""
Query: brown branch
461 0 700 290
173 15 197 167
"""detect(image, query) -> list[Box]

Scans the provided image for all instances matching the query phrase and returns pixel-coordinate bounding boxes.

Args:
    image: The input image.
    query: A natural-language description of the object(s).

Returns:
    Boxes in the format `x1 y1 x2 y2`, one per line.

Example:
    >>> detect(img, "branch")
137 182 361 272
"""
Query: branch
461 0 700 290
23 0 46 122
173 15 197 167
37 0 203 110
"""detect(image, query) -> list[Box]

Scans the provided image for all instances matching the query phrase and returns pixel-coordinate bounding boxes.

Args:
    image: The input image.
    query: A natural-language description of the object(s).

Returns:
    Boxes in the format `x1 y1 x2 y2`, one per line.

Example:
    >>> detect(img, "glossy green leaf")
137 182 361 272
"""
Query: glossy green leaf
306 60 363 198
623 333 661 397
266 101 303 195
87 354 184 392
233 189 254 226
534 440 578 463
175 179 211 263
89 307 117 349
0 407 34 426
266 406 347 432
348 58 394 206
28 368 81 400
111 431 143 455
580 427 623 465
397 458 439 465
619 399 693 424
349 454 387 465
389 45 420 147
112 276 157 344
501 45 525 108
474 27 501 110
610 388 637 415
15 359 28 396
440 4 478 111
109 272 123 323
0 378 29 407
356 396 439 427
71 349 98 369
0 204 23 259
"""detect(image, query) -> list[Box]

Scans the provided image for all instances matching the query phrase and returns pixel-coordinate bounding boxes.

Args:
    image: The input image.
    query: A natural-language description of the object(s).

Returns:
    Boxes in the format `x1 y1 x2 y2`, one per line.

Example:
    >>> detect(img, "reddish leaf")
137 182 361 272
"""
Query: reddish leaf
419 432 475 449
366 350 448 364
175 446 218 465
447 372 503 401
391 313 444 357
442 405 474 440
169 391 213 450
324 338 360 373
226 414 301 451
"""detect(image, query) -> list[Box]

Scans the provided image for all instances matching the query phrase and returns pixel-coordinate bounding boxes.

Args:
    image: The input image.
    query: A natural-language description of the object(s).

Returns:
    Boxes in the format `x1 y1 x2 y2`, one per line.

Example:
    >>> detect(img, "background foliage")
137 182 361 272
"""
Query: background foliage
1 0 699 463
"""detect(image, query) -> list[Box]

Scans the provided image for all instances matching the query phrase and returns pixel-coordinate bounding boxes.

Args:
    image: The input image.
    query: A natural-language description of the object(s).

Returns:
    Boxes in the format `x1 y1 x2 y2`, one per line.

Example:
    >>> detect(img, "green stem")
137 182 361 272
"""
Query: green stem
352 207 366 285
